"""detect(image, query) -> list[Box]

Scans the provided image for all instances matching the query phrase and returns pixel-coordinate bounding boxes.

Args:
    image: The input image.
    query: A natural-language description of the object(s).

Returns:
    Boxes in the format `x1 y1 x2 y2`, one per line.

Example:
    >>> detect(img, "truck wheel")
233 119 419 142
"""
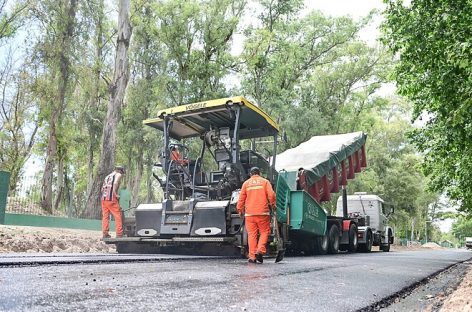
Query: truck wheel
314 235 328 255
381 231 391 252
381 242 390 252
359 230 373 252
348 224 358 253
327 225 340 254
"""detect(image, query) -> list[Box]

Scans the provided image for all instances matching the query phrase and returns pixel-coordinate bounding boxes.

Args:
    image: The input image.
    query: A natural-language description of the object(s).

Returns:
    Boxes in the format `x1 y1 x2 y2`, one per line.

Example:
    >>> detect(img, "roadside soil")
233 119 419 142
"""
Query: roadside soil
0 225 115 253
1 225 471 311
440 260 472 312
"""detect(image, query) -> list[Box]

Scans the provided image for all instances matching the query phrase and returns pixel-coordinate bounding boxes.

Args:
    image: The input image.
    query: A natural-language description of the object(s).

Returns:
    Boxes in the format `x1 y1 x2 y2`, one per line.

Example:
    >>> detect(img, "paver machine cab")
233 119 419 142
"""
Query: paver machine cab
112 96 280 255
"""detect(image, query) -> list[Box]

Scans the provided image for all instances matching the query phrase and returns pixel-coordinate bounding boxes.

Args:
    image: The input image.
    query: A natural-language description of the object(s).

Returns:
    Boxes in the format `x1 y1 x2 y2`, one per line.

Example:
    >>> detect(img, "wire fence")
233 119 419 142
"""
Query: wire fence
6 176 100 220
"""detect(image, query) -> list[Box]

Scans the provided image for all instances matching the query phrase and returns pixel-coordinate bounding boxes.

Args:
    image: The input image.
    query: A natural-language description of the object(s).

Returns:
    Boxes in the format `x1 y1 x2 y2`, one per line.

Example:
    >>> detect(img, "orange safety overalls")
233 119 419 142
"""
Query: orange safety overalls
171 149 188 166
237 175 276 261
101 172 123 237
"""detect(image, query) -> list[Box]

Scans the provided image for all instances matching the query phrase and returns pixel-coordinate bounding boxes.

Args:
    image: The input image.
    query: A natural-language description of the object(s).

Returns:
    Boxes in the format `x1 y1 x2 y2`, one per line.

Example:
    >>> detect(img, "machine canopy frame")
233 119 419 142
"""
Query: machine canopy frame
143 96 280 140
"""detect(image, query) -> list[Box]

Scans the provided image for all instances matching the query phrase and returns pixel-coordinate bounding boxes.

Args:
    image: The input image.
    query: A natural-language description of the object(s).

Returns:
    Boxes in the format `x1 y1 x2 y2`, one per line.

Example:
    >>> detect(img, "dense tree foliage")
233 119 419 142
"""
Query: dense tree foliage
452 216 472 241
0 0 444 240
382 0 472 213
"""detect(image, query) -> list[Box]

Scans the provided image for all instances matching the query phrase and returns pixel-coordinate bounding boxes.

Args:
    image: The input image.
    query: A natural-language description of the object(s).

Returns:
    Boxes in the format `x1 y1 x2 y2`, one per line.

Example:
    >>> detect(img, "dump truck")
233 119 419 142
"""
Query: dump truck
105 96 390 257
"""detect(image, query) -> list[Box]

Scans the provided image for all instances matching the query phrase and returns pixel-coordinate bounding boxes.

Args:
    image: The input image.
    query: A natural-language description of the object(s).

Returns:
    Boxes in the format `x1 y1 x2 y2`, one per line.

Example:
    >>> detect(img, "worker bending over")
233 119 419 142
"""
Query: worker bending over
237 167 276 264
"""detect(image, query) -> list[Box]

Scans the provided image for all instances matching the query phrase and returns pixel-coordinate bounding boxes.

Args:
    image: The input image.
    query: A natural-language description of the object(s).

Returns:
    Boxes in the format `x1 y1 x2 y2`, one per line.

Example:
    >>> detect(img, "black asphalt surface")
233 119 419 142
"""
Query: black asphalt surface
1 249 471 312
0 253 215 266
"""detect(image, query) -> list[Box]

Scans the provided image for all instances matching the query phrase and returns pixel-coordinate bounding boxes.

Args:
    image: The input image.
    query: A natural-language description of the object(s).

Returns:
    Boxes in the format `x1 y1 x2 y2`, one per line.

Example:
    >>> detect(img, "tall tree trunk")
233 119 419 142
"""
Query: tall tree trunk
40 120 58 213
86 144 94 196
40 0 77 212
83 0 132 219
86 0 104 199
131 149 144 208
53 157 64 212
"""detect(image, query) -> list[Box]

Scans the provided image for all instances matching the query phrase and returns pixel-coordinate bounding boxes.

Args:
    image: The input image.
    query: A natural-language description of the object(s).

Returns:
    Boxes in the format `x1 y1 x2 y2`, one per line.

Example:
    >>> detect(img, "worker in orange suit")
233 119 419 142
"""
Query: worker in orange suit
101 166 125 239
237 167 276 264
170 146 188 166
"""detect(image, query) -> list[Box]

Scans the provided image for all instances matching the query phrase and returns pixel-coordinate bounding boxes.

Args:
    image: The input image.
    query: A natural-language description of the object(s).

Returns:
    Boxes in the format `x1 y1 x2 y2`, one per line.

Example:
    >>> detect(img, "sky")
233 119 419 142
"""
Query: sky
306 0 385 18
306 0 385 44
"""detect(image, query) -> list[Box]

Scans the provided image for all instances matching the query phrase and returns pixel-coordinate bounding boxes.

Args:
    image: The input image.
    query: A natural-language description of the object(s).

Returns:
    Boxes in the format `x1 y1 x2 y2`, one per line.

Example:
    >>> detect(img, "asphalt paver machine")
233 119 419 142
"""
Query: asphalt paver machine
106 96 281 255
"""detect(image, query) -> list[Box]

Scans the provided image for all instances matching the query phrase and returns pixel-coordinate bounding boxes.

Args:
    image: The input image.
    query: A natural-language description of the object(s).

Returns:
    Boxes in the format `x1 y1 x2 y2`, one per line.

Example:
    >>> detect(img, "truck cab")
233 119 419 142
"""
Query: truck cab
336 192 394 252
466 237 472 250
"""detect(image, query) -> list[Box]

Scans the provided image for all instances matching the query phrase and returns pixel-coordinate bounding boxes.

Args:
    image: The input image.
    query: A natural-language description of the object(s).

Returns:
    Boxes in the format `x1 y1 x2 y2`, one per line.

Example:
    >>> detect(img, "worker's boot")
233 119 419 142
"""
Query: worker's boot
103 233 111 239
248 259 257 264
256 252 264 264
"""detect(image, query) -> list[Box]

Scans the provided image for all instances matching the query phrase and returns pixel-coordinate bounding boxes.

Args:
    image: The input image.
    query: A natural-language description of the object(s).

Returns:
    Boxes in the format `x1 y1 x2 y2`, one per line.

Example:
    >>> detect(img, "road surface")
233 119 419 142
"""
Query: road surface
1 249 471 311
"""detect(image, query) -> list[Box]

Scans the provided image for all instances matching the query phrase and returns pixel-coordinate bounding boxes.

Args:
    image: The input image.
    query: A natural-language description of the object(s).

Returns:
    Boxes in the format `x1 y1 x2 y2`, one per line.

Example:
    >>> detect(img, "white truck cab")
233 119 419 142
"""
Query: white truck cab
336 192 394 252
465 237 472 250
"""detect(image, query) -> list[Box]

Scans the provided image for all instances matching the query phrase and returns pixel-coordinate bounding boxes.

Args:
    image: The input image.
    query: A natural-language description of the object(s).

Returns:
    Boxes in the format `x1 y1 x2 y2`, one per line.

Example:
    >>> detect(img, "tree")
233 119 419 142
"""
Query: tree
83 0 132 218
240 5 388 147
452 216 472 240
0 0 29 42
382 0 472 213
30 0 78 213
119 0 161 208
79 0 112 199
0 50 39 190
154 0 245 106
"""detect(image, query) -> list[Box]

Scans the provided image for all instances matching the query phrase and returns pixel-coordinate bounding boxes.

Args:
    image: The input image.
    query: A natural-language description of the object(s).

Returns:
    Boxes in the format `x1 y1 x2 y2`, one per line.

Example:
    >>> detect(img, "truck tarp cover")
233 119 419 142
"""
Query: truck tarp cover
275 131 367 187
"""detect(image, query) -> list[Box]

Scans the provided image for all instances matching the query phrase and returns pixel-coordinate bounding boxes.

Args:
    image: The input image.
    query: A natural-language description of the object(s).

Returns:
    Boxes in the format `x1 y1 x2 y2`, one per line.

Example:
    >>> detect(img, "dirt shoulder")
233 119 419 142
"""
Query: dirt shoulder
0 225 115 253
440 260 472 312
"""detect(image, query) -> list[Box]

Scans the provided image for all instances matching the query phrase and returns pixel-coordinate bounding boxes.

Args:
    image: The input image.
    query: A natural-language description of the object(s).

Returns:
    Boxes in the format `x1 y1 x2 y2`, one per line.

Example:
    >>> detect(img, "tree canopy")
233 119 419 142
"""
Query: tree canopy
382 0 472 213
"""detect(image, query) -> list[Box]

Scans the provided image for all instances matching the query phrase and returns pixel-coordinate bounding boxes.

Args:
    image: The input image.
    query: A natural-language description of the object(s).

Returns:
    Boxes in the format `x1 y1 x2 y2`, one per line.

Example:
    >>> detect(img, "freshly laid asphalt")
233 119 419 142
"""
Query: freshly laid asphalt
1 249 471 312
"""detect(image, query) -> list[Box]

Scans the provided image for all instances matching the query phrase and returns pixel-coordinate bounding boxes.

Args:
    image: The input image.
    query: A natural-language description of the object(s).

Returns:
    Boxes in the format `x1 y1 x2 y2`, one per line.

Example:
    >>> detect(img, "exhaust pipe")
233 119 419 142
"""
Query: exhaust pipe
342 185 348 219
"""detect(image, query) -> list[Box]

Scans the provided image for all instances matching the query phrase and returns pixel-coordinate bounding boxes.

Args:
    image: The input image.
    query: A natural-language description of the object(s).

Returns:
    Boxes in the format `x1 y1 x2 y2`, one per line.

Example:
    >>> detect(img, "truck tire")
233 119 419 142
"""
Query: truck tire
327 225 340 254
314 235 328 255
381 231 391 252
359 230 373 252
348 224 358 253
381 242 390 252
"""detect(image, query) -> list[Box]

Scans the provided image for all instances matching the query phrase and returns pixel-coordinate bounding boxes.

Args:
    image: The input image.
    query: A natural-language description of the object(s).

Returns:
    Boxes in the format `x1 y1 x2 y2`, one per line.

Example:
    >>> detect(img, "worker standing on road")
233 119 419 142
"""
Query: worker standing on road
237 167 276 264
101 166 125 239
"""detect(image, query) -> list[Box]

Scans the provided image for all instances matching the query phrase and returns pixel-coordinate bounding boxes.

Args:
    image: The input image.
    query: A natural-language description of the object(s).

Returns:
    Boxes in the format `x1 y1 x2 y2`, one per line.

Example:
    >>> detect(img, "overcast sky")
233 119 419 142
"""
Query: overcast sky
306 0 386 45
306 0 385 18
